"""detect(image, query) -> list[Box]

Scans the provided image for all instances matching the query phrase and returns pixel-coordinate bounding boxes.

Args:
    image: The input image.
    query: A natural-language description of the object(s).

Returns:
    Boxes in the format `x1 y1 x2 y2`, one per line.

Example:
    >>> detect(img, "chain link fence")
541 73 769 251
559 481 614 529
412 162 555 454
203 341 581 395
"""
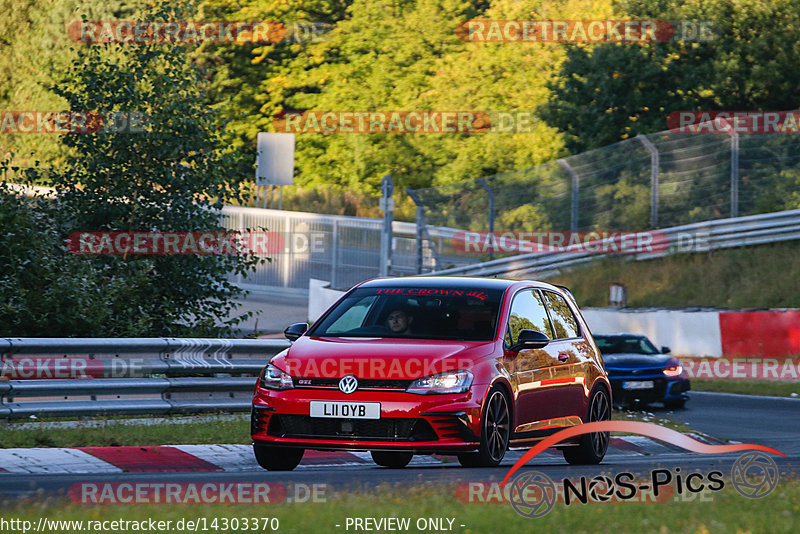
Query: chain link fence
407 128 800 270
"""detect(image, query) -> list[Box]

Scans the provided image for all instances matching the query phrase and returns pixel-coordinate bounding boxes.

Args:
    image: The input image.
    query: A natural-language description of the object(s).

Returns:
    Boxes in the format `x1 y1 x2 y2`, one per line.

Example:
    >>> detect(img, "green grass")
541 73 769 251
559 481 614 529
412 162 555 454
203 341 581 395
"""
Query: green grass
5 481 800 534
691 379 800 398
0 418 250 448
0 411 698 449
544 241 800 308
612 409 695 433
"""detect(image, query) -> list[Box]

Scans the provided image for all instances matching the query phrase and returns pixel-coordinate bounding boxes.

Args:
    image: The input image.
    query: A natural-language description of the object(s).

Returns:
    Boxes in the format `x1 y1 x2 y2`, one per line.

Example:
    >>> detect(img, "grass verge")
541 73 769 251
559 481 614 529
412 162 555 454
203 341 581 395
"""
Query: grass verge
0 418 250 448
691 379 800 398
0 411 698 449
612 409 695 434
545 240 800 308
5 481 799 534
0 408 705 449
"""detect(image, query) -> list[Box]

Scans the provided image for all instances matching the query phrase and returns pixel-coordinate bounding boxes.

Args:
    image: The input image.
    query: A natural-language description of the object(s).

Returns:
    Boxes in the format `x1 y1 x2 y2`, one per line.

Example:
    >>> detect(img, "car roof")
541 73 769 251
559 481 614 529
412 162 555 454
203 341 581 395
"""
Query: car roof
357 276 557 292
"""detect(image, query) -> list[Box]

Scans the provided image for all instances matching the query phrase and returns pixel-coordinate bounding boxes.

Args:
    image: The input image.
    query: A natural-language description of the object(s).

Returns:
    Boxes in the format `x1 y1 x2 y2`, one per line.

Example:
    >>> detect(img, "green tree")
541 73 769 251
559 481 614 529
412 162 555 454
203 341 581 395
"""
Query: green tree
13 1 261 337
0 182 104 336
0 0 151 172
543 0 800 152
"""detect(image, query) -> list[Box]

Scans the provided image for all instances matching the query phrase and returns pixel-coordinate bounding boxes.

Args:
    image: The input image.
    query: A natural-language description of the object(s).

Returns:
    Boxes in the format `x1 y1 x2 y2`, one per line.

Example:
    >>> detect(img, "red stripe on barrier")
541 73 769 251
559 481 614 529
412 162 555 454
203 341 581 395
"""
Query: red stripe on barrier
720 310 800 357
78 446 223 472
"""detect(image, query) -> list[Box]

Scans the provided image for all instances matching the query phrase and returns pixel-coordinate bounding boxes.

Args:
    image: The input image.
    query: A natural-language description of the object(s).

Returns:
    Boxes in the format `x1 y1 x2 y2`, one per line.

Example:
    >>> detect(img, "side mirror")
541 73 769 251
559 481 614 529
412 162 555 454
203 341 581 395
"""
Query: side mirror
284 322 308 342
510 329 550 352
661 346 671 354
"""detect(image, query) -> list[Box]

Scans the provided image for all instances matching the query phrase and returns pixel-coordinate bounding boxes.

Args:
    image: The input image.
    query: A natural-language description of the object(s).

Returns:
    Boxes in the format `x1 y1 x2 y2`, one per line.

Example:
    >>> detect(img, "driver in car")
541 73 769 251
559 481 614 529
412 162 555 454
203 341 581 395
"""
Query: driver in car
386 308 414 334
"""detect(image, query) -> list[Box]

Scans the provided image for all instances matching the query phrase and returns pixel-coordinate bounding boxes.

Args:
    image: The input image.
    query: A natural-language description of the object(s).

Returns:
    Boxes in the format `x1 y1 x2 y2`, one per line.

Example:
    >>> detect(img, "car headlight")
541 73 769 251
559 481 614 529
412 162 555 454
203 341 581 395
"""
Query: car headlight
259 363 294 390
406 370 473 395
663 365 683 377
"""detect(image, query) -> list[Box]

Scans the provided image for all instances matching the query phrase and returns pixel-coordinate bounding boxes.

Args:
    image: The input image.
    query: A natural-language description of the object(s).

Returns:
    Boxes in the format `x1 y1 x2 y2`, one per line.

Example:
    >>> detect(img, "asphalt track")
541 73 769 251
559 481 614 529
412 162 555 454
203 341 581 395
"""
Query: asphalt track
1 391 797 501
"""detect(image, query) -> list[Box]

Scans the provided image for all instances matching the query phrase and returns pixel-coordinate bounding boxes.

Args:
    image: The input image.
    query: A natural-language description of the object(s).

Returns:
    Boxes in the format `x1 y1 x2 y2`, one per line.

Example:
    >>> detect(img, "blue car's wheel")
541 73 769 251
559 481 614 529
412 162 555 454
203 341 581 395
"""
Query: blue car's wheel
664 399 686 409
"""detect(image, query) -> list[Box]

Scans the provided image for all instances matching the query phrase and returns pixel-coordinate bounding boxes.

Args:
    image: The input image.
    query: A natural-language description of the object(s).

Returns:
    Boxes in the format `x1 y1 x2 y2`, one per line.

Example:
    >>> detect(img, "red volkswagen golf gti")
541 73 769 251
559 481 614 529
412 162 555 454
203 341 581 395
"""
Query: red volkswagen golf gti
251 277 611 470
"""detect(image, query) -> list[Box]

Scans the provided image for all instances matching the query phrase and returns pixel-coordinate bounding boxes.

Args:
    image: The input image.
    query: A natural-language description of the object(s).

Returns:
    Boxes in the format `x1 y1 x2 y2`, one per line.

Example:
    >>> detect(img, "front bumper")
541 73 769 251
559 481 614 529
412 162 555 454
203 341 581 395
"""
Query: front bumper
251 386 487 452
608 374 691 405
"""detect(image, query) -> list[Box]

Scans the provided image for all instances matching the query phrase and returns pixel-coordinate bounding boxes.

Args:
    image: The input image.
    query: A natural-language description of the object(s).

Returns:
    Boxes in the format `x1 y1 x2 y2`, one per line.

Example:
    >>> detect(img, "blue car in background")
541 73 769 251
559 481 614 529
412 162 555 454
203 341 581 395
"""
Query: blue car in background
593 333 691 409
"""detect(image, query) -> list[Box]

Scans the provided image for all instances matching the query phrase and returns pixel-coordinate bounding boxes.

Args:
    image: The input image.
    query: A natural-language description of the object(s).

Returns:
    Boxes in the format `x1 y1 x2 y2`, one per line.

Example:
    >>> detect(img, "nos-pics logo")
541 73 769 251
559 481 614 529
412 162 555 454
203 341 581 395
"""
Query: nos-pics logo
501 422 783 519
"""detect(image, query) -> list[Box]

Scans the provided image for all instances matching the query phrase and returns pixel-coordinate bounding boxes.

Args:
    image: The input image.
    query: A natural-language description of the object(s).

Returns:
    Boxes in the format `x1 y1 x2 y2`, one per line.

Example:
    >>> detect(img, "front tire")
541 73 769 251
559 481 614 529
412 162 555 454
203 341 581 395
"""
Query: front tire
458 387 510 467
664 399 686 409
370 451 413 468
563 387 611 465
253 444 304 471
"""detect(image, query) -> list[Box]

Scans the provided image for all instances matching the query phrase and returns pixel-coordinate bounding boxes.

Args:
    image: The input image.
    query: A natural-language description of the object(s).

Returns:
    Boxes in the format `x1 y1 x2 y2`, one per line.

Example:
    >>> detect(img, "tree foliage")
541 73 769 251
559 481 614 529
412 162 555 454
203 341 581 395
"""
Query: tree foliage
2 2 262 337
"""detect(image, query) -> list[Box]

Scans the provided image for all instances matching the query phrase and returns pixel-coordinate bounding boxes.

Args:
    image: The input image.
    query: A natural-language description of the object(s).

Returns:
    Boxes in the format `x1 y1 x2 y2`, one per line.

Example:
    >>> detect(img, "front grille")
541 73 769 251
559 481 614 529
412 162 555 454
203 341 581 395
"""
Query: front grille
611 377 667 401
293 377 413 390
608 368 665 377
427 413 477 441
268 414 437 442
251 406 273 435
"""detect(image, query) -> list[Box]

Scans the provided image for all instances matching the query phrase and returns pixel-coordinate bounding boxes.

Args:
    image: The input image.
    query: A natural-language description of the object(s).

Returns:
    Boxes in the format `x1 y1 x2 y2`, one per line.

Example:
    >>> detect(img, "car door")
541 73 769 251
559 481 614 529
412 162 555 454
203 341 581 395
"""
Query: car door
541 289 591 421
503 289 563 430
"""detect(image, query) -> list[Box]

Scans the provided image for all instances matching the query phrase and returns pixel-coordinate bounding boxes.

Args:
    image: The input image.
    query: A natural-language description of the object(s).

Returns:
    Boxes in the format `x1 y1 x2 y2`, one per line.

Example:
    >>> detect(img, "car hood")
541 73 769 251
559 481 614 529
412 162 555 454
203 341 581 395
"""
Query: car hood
271 336 494 379
602 353 674 369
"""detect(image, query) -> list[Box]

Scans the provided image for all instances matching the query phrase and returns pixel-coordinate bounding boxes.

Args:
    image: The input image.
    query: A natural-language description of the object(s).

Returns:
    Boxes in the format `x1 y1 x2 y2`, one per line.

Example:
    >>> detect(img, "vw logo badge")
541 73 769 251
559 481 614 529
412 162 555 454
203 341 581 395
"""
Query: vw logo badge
338 375 358 394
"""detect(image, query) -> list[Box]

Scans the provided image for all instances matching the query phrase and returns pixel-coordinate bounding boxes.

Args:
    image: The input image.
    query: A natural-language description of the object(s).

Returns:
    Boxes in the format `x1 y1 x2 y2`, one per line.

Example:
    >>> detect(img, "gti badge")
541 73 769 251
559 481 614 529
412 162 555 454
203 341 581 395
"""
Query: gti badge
338 375 358 394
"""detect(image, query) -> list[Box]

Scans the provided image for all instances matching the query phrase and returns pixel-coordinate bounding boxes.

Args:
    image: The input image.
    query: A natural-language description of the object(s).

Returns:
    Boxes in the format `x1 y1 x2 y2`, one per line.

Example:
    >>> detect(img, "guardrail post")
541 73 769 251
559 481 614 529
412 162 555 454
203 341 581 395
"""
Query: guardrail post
717 118 740 218
637 134 660 228
730 131 740 218
406 188 425 274
379 175 394 276
331 218 339 288
477 178 495 260
558 159 580 232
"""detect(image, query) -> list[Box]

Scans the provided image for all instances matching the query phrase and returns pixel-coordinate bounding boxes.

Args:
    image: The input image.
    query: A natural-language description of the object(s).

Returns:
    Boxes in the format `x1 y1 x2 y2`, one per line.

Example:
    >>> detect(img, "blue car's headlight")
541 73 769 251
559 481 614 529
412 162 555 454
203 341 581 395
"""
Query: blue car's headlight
663 358 684 377
259 363 294 390
406 370 473 395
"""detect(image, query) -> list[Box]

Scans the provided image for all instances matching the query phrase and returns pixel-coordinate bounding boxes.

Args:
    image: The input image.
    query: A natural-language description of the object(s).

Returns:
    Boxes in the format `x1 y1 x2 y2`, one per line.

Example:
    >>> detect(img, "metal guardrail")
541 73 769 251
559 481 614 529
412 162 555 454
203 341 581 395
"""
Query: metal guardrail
0 338 290 419
430 209 800 278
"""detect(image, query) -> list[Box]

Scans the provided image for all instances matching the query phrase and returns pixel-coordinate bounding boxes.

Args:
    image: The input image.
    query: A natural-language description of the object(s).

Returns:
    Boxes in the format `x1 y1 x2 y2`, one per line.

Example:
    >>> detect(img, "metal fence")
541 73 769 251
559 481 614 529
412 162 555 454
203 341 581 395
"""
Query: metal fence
0 338 289 419
10 122 800 292
430 208 800 279
220 206 457 292
407 128 800 271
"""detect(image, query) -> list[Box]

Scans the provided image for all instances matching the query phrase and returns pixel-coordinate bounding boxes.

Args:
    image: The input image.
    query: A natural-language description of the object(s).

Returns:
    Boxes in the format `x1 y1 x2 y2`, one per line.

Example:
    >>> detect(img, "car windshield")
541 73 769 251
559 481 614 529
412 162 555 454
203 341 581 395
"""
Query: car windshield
309 286 504 341
594 335 660 355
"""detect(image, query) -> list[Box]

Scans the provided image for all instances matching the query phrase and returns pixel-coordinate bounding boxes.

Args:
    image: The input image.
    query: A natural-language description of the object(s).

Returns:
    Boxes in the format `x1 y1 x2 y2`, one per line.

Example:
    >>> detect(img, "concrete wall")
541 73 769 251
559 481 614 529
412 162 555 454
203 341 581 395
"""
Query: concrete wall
308 279 345 323
306 281 799 357
581 309 723 357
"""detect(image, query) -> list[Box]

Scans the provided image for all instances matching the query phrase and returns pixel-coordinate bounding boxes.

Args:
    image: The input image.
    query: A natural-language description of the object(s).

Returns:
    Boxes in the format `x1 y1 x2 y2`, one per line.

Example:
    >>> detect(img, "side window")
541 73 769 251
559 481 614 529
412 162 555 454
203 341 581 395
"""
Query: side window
505 290 554 346
543 291 580 339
